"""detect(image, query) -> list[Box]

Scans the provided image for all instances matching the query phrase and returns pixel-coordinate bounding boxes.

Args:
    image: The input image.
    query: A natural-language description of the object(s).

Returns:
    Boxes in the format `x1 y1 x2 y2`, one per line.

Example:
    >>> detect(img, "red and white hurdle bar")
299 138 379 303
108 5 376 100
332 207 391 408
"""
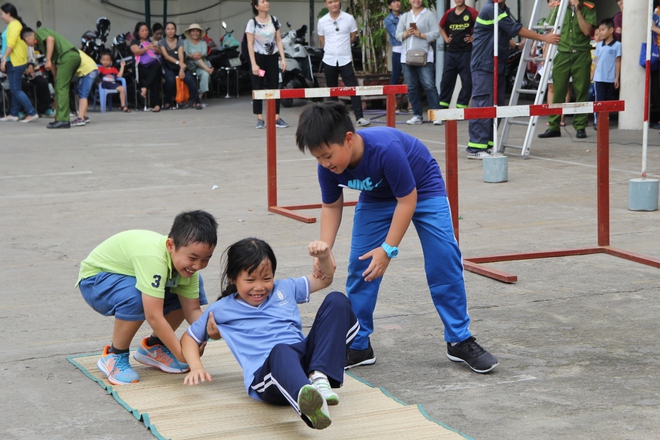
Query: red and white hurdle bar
431 100 660 283
254 84 408 223
428 100 626 124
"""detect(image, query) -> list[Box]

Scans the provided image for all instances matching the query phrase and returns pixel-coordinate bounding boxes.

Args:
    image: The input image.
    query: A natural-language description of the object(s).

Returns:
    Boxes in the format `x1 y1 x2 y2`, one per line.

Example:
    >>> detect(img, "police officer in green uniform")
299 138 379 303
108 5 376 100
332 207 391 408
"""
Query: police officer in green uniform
21 27 81 129
538 0 596 139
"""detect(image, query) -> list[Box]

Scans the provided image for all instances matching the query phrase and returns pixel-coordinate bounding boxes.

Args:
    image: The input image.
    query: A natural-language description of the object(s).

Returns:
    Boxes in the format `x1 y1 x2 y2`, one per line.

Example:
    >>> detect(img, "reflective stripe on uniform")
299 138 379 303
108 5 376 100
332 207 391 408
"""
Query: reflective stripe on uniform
476 12 508 26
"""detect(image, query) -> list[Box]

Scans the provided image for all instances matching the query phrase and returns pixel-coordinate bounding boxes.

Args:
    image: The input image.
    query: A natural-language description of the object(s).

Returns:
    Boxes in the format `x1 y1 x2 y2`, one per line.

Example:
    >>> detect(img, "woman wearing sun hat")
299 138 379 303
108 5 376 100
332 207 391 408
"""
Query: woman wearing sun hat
183 23 214 104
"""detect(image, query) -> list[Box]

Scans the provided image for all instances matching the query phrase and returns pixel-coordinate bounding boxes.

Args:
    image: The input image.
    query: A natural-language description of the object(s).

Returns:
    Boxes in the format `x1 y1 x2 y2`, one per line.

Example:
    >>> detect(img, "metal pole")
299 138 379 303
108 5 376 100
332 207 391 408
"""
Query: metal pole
163 0 167 25
386 94 396 127
597 112 610 247
267 99 278 208
310 0 315 45
493 0 499 154
144 0 151 28
445 120 459 243
643 0 653 179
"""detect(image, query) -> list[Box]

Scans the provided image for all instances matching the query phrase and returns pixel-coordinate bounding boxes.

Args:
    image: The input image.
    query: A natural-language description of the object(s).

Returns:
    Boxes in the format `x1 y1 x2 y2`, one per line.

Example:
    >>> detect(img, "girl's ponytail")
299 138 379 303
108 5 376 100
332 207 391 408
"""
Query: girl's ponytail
218 283 237 301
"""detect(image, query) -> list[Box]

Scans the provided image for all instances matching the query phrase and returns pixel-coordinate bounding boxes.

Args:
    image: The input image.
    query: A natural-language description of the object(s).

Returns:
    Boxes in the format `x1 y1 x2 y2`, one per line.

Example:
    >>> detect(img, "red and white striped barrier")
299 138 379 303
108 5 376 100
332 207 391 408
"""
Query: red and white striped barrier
252 84 408 101
256 84 407 223
428 100 625 122
438 102 660 284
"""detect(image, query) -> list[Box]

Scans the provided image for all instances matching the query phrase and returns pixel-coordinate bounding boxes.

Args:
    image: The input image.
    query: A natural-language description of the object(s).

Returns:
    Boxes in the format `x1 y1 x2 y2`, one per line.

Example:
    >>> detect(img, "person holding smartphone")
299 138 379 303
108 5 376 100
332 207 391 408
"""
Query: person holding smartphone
246 0 288 129
395 0 442 126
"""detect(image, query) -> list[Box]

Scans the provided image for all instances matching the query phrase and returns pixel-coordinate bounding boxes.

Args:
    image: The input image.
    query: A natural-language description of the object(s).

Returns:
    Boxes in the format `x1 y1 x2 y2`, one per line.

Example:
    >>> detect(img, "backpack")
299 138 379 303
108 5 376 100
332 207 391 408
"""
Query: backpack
240 16 279 65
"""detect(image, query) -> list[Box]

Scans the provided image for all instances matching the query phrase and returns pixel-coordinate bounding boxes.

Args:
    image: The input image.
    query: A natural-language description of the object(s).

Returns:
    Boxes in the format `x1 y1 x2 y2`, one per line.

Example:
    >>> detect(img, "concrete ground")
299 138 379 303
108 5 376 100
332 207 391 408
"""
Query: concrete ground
1 96 659 440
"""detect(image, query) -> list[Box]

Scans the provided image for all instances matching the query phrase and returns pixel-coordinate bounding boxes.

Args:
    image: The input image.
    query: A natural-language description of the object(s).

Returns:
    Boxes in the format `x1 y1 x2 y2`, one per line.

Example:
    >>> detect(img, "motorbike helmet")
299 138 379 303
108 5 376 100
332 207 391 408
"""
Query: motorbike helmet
96 17 111 40
81 30 97 45
114 33 125 45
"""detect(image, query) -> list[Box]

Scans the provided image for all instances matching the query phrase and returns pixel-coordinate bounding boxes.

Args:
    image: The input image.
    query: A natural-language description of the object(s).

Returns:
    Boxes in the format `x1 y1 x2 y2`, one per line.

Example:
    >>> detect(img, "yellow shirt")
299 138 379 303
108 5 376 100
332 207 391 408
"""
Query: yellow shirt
76 50 98 76
3 20 28 66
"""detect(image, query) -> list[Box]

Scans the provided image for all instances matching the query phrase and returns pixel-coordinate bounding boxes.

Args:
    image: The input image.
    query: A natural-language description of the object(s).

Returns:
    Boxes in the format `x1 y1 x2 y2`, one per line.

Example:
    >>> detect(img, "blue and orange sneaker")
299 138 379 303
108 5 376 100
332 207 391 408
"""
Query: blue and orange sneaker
97 345 139 385
133 337 190 373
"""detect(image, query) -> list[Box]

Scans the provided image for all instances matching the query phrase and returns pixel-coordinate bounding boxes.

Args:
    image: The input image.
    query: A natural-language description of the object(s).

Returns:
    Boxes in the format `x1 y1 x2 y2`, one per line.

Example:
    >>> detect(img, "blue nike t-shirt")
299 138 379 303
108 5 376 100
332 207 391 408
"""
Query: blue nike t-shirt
318 127 446 204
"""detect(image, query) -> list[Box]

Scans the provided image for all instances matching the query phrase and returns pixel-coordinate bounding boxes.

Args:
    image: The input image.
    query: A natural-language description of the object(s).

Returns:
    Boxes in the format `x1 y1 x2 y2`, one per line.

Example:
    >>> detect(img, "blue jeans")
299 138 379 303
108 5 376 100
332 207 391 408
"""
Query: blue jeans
390 51 402 85
249 292 357 404
402 62 439 119
76 70 99 99
7 62 36 116
346 197 471 350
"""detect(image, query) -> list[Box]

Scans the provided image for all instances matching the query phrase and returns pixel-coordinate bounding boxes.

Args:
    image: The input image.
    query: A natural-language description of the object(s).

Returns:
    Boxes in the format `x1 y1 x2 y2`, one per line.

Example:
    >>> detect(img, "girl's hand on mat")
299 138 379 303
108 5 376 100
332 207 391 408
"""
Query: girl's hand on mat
206 312 221 340
184 368 212 386
359 247 391 282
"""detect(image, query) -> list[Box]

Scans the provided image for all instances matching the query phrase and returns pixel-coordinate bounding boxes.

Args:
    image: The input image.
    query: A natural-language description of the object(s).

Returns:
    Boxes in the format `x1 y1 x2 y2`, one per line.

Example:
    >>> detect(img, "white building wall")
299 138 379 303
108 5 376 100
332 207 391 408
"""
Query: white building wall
12 0 644 129
17 0 324 47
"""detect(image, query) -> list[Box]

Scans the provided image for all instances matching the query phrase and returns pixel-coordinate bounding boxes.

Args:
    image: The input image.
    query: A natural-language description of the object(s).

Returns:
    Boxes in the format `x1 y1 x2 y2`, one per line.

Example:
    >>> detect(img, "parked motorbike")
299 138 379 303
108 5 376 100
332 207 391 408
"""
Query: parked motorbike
208 22 242 70
81 17 111 63
280 22 318 108
219 21 240 49
206 22 250 95
110 31 137 106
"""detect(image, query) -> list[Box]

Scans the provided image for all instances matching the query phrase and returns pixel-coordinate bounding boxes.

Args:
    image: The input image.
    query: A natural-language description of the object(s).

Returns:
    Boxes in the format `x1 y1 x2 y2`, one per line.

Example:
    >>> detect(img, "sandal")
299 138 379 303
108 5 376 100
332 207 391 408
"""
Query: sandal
121 106 132 113
163 104 171 110
195 103 203 110
151 106 161 113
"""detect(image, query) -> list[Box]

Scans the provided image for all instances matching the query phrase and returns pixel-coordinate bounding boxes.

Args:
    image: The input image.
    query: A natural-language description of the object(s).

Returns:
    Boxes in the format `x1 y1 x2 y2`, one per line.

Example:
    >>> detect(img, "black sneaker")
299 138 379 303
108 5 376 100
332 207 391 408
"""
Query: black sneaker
446 336 498 374
345 341 376 370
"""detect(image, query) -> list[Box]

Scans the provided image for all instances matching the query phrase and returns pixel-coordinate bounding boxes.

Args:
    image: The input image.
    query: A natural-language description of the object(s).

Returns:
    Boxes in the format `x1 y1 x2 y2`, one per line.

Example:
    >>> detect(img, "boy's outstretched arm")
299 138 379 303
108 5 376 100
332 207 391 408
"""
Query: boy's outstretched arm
181 332 212 385
320 196 344 248
360 189 417 282
313 196 343 279
307 241 335 293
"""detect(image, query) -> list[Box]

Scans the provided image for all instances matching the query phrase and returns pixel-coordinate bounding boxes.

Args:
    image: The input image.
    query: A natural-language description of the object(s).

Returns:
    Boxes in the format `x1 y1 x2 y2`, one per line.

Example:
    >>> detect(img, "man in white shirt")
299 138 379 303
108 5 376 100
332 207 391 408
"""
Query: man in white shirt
318 0 370 127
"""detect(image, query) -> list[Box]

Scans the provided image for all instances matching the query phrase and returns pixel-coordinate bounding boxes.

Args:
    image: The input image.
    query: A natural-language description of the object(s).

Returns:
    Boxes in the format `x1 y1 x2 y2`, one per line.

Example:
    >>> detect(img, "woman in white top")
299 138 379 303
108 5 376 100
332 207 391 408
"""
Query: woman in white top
245 0 288 129
395 0 441 125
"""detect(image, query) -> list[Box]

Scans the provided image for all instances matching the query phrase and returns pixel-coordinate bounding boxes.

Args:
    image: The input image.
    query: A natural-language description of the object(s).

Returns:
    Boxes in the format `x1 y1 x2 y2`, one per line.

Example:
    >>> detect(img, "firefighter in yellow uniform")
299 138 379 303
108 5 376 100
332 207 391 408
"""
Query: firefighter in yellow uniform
538 0 597 139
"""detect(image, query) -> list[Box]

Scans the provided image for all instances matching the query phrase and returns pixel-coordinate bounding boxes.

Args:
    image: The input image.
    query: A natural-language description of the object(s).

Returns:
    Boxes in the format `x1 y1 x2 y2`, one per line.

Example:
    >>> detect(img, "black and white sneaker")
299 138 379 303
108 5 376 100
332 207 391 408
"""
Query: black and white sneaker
345 341 376 370
446 336 498 374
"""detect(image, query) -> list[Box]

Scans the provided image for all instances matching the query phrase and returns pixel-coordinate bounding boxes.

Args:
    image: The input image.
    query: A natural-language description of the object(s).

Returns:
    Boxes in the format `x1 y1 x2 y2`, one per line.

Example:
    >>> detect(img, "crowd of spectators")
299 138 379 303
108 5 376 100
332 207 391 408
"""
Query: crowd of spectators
0 2 223 128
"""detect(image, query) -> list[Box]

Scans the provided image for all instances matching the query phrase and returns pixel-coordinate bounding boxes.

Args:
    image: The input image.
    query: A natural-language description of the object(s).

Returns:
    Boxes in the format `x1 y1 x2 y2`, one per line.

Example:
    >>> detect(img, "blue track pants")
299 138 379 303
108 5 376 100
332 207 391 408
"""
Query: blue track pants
250 292 358 416
346 197 471 350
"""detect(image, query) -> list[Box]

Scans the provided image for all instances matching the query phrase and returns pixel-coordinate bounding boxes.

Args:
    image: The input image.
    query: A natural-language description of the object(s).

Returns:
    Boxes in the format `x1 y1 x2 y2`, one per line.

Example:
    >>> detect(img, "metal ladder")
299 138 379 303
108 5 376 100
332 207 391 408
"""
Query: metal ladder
499 0 570 158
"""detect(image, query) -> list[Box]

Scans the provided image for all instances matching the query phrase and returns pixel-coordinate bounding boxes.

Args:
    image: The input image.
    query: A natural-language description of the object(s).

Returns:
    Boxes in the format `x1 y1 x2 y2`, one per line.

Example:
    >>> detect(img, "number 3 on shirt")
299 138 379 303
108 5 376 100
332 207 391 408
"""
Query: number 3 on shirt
152 274 162 288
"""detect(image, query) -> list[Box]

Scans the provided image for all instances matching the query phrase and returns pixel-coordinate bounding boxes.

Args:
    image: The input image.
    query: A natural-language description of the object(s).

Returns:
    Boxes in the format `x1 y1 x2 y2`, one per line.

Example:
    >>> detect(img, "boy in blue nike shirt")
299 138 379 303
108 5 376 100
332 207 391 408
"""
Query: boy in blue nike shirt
295 101 498 374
